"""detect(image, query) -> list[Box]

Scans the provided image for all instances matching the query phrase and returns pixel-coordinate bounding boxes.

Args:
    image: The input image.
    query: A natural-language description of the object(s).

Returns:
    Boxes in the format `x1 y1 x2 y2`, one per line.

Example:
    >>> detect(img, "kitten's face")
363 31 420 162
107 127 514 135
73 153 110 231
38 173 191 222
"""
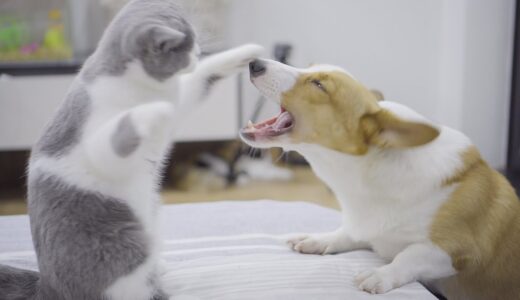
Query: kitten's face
130 18 199 81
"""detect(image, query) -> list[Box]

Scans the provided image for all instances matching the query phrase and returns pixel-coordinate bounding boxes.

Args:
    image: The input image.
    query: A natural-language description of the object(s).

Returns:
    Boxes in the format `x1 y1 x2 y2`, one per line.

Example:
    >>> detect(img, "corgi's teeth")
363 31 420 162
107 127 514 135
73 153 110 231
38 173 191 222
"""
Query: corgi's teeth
247 120 254 128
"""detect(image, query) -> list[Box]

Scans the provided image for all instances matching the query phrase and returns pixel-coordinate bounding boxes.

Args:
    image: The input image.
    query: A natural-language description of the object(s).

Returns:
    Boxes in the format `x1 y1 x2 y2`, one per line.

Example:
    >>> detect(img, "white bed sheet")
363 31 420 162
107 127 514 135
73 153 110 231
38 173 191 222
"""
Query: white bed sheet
0 200 437 300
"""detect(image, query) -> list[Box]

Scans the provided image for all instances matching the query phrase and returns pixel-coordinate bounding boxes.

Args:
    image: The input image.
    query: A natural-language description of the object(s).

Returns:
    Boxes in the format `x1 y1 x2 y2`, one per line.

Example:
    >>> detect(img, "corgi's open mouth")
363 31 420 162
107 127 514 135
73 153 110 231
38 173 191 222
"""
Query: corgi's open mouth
240 107 294 140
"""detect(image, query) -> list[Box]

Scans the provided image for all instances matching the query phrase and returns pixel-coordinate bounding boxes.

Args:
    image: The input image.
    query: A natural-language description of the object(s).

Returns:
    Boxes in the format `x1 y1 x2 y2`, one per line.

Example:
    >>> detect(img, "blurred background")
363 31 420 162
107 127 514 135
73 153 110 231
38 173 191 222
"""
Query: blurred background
0 0 518 215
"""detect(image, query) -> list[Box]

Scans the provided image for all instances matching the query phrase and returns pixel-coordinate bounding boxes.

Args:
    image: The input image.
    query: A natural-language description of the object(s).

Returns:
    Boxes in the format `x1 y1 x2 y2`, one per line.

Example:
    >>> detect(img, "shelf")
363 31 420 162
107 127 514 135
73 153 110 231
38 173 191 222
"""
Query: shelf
0 60 82 76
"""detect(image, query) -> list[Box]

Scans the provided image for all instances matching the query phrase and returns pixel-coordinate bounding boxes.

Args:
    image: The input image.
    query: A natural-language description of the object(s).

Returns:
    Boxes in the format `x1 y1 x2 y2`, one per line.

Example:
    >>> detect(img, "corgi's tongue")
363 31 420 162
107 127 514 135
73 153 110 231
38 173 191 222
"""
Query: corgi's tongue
241 108 294 139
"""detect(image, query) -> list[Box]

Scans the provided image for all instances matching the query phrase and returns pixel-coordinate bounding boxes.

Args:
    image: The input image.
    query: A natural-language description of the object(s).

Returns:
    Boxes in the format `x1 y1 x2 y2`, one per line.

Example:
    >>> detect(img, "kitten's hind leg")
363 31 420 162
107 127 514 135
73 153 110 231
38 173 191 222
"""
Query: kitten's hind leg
84 101 176 180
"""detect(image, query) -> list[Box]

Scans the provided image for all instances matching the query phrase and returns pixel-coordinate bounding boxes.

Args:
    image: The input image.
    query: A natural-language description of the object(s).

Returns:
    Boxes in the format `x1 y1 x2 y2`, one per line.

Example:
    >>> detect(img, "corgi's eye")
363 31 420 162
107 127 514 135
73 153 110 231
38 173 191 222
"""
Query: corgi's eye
311 79 326 92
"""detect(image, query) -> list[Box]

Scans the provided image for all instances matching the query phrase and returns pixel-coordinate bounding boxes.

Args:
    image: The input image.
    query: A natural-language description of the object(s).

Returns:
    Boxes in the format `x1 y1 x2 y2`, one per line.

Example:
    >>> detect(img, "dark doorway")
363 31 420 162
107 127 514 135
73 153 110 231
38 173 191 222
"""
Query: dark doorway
508 0 520 191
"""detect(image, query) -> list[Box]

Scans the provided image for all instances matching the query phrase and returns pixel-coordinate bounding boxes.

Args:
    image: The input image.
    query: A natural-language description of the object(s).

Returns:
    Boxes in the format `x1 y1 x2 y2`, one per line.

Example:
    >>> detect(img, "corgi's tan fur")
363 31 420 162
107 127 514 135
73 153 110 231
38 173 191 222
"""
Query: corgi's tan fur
432 147 520 300
241 59 520 299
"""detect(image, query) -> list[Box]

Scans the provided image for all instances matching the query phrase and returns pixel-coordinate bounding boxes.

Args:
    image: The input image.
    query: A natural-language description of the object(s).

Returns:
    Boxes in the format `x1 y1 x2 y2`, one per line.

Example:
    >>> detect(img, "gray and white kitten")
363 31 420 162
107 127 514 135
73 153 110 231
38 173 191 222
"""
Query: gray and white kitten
0 0 262 299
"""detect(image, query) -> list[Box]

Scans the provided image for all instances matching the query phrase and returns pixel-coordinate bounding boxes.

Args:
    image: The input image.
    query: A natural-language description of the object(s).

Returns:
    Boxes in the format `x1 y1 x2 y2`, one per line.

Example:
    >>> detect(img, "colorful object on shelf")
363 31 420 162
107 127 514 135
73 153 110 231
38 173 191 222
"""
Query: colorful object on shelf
0 17 26 52
20 42 39 55
44 9 68 51
0 8 72 63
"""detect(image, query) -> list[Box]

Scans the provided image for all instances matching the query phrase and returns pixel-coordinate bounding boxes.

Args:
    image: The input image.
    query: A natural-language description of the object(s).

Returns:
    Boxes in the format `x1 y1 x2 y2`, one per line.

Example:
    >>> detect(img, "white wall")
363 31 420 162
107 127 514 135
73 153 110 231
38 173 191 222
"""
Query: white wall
227 0 515 169
0 75 73 150
459 0 515 170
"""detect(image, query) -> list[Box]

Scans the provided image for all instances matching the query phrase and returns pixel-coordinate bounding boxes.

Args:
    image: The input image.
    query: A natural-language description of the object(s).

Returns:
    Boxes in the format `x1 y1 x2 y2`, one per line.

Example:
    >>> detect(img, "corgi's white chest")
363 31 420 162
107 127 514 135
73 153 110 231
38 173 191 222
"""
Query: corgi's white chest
339 183 453 260
298 144 456 260
342 190 451 259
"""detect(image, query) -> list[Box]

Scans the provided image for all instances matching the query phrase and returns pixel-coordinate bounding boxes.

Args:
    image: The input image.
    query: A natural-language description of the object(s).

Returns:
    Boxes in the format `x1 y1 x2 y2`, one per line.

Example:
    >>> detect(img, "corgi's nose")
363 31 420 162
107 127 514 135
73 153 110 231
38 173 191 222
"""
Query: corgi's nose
249 59 266 77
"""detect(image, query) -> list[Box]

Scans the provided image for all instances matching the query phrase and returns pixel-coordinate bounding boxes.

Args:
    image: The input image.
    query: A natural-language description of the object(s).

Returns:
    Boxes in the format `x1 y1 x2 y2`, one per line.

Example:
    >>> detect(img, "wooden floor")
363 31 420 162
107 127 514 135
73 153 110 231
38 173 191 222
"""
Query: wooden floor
0 167 339 216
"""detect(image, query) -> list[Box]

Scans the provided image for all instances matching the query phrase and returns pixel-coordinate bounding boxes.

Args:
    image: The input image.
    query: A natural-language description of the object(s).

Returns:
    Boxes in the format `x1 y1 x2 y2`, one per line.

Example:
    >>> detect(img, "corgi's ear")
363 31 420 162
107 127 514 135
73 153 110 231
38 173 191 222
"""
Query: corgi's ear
370 89 384 101
367 110 440 148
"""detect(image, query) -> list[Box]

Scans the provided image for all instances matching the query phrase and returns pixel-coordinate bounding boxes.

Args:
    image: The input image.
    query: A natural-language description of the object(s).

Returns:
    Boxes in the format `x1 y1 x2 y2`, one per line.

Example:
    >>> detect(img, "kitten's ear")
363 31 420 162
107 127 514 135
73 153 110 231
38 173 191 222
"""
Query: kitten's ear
148 25 186 53
367 110 439 148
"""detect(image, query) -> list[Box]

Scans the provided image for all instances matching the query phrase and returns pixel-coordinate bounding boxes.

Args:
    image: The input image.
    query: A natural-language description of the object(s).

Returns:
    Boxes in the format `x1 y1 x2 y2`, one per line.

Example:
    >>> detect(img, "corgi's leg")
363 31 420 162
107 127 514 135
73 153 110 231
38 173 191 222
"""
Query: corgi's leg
354 243 456 294
85 101 175 180
287 228 369 255
178 44 263 108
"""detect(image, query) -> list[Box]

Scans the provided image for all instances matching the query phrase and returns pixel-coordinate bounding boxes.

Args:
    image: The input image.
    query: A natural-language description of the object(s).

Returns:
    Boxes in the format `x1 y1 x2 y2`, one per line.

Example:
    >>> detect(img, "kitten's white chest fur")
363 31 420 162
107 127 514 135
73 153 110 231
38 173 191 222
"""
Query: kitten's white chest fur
80 69 174 230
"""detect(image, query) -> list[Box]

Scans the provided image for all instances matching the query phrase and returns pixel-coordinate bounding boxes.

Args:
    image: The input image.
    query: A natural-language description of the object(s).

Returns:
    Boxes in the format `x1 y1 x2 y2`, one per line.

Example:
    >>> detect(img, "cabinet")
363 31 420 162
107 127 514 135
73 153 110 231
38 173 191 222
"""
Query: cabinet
0 74 239 150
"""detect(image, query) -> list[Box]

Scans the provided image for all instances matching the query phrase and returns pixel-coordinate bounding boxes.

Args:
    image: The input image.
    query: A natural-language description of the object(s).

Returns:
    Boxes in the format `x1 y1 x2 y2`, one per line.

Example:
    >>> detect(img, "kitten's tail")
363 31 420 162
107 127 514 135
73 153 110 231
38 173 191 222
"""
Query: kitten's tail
0 264 39 300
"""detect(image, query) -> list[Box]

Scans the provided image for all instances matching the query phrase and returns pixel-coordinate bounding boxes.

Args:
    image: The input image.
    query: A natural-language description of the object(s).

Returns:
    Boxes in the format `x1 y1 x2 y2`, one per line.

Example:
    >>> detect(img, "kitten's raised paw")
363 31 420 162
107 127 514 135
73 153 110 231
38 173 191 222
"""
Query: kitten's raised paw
200 44 264 77
354 268 398 294
228 44 265 67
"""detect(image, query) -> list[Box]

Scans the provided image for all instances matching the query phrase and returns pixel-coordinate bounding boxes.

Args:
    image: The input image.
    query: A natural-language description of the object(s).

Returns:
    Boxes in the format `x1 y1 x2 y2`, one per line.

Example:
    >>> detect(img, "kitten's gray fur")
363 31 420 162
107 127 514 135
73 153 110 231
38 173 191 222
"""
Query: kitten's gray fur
35 84 91 158
27 174 151 300
0 1 195 299
112 115 141 157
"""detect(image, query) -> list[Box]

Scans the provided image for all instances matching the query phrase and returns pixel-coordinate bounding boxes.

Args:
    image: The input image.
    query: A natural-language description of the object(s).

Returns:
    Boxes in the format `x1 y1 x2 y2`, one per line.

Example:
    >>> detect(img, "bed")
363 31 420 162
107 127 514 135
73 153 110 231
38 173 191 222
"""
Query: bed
0 200 437 299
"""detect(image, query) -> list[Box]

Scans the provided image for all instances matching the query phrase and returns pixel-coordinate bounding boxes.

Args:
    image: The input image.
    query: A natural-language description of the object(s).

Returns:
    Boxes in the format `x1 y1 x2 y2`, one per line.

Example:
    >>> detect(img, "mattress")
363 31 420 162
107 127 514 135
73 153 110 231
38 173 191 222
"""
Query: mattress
0 200 437 300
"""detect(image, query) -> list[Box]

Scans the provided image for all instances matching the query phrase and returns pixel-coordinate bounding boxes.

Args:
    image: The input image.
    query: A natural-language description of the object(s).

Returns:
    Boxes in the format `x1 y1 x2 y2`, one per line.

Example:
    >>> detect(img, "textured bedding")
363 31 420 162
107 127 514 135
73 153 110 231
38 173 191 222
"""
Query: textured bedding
0 200 436 299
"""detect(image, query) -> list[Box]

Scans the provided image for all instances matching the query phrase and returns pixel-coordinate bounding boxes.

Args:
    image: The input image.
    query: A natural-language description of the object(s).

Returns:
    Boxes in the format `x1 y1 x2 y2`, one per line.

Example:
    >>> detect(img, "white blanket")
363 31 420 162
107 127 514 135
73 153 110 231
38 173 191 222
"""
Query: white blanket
0 200 437 300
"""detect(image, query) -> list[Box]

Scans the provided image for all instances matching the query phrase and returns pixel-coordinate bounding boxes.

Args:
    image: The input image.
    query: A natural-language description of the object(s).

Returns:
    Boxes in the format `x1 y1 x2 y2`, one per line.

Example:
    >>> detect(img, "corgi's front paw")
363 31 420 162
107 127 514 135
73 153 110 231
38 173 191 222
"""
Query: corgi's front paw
354 268 399 294
287 234 336 255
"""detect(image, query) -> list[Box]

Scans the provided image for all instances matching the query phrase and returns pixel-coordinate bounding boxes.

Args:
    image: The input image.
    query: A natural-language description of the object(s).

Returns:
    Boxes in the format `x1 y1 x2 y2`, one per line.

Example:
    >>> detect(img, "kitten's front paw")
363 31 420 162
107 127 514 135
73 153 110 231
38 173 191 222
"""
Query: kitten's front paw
226 44 265 69
202 44 264 77
354 268 399 294
287 234 336 255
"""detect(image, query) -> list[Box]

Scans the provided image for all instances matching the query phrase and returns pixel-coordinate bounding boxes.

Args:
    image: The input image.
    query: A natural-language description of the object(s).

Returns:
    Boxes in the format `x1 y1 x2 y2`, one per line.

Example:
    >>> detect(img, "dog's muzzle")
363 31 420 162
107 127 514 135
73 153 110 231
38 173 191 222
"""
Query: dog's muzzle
249 59 267 78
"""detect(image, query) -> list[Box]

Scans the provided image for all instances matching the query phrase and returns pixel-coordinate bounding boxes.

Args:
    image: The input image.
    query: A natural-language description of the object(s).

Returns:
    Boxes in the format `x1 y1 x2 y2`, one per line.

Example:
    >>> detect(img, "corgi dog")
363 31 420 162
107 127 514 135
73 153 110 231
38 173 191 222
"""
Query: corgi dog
240 58 520 300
